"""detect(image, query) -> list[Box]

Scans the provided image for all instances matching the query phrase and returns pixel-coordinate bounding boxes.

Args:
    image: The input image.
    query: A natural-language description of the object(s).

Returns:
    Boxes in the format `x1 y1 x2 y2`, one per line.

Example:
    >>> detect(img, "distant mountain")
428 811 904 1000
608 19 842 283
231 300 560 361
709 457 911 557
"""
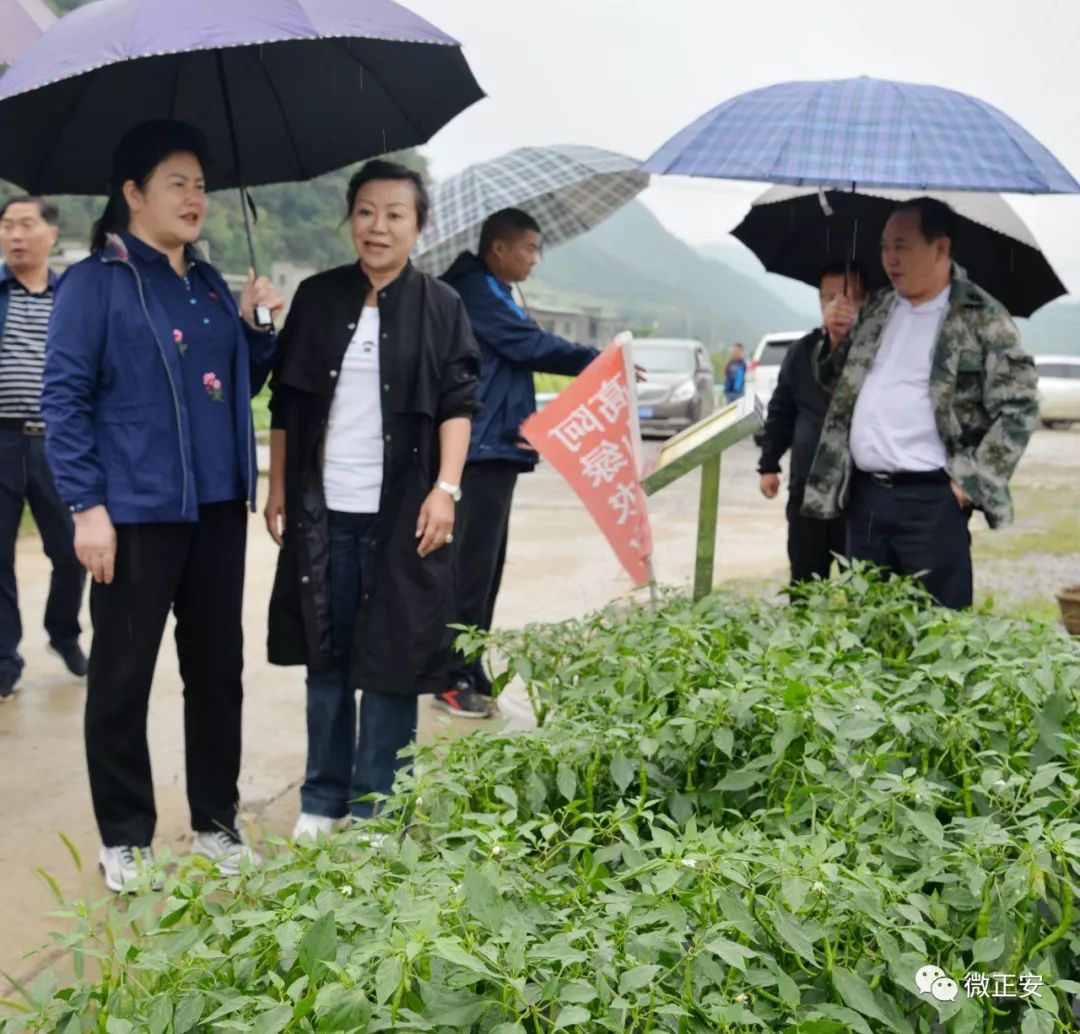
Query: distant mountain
698 240 819 320
529 201 815 350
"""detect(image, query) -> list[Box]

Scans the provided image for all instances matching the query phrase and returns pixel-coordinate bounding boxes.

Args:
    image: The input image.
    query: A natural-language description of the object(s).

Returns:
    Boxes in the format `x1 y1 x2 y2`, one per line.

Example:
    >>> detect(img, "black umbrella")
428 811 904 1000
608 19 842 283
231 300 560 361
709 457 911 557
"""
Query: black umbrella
732 186 1066 317
0 0 484 321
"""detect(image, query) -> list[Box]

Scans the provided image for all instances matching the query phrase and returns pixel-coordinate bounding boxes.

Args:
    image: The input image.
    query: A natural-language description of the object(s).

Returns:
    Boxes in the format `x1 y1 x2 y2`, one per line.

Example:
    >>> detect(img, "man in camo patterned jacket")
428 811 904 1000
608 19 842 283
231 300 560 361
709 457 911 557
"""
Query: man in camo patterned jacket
801 197 1039 609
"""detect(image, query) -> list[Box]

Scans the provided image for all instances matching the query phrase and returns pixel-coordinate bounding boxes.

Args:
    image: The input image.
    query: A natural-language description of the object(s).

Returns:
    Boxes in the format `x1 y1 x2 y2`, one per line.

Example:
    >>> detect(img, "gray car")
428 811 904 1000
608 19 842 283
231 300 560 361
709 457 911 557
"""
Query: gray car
634 338 715 436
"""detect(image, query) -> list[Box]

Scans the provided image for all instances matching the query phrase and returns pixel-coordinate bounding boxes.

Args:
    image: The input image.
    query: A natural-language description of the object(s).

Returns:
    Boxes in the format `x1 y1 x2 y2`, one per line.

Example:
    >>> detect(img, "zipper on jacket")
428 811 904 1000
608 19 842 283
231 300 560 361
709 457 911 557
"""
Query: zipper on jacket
109 255 191 517
245 382 256 509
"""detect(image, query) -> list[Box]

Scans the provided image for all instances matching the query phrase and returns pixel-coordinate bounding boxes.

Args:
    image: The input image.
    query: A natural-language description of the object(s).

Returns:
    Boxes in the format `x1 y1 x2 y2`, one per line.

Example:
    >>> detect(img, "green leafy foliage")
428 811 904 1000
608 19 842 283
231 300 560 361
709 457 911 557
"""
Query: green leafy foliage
4 567 1080 1032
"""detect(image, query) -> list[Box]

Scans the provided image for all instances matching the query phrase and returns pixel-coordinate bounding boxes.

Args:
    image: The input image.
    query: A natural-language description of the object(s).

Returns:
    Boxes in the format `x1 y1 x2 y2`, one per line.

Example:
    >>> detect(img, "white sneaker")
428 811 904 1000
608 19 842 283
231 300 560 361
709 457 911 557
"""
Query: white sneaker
347 817 387 848
292 813 342 841
192 829 261 875
98 845 159 893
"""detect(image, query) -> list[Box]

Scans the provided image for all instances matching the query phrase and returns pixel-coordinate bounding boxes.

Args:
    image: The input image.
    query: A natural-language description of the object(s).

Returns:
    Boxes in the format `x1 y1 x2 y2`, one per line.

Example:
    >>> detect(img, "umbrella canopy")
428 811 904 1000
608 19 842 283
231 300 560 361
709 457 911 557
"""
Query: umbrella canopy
0 0 55 65
414 144 648 275
732 187 1067 318
642 76 1080 194
0 0 484 194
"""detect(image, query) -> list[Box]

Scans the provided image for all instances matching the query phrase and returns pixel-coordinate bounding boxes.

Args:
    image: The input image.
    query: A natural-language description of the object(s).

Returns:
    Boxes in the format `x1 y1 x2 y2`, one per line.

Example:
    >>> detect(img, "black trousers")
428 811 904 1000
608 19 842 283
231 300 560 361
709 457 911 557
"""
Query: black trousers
846 471 973 610
447 461 520 696
85 501 247 846
786 479 847 585
0 428 85 677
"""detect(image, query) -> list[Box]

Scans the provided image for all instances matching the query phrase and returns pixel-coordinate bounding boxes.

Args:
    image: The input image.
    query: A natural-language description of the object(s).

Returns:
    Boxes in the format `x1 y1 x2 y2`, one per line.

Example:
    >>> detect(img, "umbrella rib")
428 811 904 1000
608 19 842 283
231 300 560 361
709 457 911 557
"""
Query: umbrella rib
167 51 183 120
333 38 426 151
28 69 100 192
248 49 309 180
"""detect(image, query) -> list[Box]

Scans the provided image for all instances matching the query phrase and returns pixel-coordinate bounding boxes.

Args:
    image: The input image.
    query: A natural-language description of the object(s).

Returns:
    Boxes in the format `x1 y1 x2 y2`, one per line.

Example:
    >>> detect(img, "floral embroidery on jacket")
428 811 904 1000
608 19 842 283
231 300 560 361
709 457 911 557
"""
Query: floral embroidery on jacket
202 371 224 403
173 328 187 356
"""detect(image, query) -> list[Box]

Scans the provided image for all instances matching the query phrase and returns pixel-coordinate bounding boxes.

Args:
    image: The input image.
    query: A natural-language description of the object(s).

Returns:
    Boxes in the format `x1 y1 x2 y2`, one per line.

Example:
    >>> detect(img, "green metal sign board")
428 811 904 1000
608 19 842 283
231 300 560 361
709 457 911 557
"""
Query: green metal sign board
641 396 764 600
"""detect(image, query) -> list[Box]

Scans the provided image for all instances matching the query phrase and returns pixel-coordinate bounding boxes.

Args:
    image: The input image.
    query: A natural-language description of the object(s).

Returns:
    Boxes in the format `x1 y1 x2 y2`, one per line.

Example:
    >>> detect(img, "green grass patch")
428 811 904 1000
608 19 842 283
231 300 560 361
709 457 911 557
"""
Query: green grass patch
6 568 1080 1032
973 487 1080 562
534 373 574 396
252 385 272 433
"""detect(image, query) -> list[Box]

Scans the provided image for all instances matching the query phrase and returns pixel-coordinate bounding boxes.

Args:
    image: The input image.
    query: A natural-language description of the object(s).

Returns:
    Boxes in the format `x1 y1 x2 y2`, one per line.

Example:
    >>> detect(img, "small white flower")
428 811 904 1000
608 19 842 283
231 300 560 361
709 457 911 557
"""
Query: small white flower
492 844 502 856
341 885 353 897
812 881 826 895
416 796 423 805
734 993 748 1004
682 858 697 868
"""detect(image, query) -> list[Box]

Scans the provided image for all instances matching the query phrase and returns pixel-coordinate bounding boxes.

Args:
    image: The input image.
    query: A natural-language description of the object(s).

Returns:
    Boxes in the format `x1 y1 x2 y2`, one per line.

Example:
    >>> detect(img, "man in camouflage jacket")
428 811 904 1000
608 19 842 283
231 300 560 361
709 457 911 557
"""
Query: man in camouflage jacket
801 197 1038 608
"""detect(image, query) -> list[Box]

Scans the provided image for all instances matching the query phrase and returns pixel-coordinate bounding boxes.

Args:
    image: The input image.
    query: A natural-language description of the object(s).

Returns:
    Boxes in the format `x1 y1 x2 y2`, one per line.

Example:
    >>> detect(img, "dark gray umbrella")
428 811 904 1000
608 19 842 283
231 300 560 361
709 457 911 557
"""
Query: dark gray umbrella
0 0 55 65
732 186 1067 317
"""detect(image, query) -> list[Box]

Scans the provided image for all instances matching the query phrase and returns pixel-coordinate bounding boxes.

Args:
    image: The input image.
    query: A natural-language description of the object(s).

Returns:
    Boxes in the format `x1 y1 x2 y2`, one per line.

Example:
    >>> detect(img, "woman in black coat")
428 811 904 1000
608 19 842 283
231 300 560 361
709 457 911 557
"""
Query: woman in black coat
265 160 480 839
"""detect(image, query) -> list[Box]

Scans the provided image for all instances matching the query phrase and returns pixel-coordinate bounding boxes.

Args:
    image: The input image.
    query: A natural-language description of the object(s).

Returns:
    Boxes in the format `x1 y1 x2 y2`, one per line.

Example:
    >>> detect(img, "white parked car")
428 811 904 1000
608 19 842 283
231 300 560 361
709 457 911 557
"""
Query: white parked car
748 331 805 409
747 331 804 444
1035 354 1080 429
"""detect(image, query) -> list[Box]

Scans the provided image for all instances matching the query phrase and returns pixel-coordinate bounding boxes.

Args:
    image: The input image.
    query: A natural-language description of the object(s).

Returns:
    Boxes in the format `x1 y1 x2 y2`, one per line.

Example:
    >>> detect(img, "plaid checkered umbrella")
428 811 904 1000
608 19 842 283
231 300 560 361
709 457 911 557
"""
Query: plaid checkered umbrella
642 76 1080 194
414 144 649 275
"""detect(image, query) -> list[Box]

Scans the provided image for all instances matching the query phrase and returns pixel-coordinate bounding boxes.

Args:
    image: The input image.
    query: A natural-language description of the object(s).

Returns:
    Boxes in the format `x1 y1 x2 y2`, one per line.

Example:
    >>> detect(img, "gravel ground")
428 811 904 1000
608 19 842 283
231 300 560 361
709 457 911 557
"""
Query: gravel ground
975 552 1080 611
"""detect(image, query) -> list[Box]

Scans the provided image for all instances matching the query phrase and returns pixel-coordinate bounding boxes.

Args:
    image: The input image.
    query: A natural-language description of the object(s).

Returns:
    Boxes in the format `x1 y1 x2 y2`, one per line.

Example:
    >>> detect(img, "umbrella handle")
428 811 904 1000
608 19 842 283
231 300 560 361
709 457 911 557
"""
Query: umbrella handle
215 51 273 329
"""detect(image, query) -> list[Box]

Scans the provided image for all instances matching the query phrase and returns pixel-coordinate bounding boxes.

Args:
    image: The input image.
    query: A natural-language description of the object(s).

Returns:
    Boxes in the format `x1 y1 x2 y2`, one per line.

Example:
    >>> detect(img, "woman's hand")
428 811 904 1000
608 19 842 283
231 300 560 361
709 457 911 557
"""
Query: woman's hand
240 269 285 330
264 484 286 546
416 488 455 558
73 505 117 584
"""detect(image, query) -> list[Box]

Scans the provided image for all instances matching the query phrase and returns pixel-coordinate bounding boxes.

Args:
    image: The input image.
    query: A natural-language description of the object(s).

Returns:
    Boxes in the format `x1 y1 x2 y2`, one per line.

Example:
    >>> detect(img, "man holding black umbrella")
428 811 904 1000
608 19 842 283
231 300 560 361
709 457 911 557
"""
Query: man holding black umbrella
802 197 1039 609
759 260 866 586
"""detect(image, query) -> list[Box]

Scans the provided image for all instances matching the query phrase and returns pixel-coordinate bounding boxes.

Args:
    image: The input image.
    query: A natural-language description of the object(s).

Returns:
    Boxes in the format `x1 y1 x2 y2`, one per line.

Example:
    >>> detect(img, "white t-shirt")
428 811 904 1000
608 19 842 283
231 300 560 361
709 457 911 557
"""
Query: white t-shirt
850 285 951 474
323 305 384 513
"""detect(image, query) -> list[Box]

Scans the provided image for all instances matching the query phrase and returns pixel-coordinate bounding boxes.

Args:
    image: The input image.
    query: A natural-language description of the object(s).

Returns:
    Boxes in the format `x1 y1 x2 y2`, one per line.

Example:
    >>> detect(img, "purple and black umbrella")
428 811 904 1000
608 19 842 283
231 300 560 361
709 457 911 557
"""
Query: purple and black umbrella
0 0 484 284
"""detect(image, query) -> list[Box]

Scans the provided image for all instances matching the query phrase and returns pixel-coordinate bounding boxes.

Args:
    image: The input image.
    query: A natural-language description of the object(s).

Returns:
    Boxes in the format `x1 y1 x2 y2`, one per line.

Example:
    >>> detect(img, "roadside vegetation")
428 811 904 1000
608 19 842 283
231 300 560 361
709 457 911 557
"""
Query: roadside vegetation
3 569 1079 1032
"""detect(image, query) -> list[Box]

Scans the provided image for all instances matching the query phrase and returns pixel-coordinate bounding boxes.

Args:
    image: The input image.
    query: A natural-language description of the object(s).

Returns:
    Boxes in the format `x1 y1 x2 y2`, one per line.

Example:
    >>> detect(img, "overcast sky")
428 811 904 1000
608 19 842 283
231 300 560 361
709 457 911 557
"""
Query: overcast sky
403 0 1080 294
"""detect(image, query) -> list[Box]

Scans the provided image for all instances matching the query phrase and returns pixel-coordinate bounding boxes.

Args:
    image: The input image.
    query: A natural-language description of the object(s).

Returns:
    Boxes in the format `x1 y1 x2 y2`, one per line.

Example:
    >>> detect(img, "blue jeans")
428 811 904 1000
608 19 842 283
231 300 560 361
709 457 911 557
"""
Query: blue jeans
302 510 418 819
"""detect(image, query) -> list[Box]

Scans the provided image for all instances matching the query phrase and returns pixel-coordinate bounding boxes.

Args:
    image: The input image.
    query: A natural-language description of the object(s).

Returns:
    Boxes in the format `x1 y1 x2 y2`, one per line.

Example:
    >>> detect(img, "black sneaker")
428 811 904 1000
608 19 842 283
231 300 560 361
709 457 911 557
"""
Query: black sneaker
0 672 15 700
49 640 89 677
432 682 492 719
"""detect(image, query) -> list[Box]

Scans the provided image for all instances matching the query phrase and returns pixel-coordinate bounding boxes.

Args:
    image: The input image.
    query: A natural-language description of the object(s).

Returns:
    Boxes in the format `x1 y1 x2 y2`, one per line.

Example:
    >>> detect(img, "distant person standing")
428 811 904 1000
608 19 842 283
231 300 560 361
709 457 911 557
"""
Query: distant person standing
759 261 866 585
0 196 87 700
723 343 747 403
436 208 600 718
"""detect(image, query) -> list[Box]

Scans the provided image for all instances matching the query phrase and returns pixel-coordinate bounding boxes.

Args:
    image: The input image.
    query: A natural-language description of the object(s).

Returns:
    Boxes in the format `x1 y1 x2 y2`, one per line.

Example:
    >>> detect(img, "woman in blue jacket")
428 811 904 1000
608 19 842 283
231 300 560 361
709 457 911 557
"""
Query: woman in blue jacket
42 120 283 893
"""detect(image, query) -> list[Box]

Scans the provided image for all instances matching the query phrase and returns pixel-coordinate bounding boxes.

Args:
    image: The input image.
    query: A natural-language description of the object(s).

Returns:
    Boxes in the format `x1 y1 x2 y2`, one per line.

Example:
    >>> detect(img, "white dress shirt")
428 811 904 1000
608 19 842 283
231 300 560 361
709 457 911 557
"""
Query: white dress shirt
323 305 384 513
850 285 951 473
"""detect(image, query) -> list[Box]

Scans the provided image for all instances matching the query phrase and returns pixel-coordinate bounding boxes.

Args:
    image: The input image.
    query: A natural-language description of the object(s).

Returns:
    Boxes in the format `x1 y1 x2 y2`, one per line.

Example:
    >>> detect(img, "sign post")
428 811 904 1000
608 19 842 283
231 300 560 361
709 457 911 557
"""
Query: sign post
641 394 764 601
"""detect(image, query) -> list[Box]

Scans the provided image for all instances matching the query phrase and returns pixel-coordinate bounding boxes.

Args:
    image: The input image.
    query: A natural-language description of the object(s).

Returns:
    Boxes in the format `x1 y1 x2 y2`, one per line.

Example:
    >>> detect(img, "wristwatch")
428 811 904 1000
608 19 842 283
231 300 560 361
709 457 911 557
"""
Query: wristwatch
436 480 462 502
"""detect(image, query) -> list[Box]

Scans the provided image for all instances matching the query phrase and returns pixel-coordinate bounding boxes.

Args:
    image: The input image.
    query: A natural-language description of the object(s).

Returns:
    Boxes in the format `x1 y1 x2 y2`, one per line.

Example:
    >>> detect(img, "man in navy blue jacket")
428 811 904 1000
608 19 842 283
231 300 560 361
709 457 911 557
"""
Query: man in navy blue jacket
436 209 599 717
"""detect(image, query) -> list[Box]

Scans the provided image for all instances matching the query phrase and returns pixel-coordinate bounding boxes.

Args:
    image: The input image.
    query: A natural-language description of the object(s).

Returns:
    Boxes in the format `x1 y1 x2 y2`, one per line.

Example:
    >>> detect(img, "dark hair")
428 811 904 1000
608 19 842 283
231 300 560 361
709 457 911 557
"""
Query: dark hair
90 120 210 253
890 196 957 245
479 207 541 257
345 160 430 231
818 259 868 289
0 195 59 225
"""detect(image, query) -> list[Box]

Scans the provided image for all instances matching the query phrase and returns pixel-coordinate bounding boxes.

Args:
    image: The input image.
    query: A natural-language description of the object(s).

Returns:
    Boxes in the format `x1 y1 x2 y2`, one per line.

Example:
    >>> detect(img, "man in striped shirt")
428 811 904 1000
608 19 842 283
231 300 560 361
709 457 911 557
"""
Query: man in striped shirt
0 196 86 699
